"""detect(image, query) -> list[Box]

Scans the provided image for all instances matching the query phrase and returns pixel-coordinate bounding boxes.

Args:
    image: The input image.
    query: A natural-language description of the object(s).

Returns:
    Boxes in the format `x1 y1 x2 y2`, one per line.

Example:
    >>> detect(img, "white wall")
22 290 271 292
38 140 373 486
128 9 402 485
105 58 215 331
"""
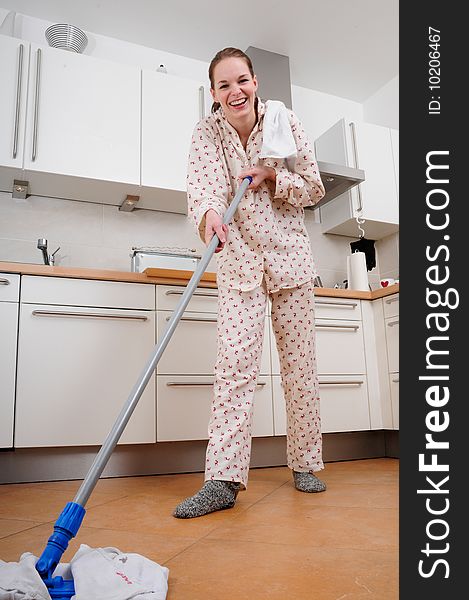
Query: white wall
363 76 399 130
0 9 397 287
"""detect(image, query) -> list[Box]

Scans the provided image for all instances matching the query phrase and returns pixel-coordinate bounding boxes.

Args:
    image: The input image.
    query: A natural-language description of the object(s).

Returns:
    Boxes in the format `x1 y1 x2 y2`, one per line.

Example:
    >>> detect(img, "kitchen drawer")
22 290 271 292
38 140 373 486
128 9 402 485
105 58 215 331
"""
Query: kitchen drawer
389 373 399 429
21 276 155 309
314 297 361 320
0 273 20 302
156 311 271 375
15 304 155 447
385 314 399 373
272 375 371 434
383 293 399 319
156 375 273 441
156 285 218 313
271 318 366 375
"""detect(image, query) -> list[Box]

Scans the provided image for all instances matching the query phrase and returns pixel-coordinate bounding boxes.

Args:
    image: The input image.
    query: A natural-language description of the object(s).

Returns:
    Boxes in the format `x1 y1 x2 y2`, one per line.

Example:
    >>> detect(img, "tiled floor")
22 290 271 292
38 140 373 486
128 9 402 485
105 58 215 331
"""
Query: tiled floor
0 458 398 599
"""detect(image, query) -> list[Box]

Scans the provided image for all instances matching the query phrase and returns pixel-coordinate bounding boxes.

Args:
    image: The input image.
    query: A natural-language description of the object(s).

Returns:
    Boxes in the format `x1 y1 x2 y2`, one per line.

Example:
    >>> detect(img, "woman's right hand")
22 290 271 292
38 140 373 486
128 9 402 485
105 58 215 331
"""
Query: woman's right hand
204 209 228 253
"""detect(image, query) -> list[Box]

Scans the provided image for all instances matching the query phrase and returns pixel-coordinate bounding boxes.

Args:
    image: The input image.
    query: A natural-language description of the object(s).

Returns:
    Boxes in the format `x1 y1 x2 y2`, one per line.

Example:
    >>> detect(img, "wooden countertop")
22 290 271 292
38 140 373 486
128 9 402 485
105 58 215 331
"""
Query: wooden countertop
0 261 399 300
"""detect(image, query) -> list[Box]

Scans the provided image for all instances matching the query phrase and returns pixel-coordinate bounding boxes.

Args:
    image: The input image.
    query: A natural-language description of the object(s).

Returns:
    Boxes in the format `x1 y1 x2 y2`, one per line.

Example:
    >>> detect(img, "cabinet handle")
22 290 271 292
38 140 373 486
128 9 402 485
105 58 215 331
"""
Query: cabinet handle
350 122 363 212
385 296 399 304
165 315 217 323
387 319 399 327
316 324 359 331
32 309 148 321
31 48 42 162
199 86 205 119
392 377 399 383
315 300 358 308
165 289 218 298
0 278 11 285
319 380 364 386
12 44 24 159
166 381 266 387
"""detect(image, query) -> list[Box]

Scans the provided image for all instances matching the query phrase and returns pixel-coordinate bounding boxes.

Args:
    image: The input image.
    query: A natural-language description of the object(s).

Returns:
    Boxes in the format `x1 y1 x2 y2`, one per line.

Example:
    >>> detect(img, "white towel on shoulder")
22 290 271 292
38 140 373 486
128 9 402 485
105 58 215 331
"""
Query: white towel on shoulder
259 100 297 171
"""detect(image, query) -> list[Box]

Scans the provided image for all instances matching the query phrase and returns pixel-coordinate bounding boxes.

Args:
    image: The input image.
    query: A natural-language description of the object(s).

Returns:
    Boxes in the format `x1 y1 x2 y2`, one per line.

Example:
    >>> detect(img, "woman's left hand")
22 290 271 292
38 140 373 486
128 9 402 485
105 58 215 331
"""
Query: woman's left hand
239 166 276 190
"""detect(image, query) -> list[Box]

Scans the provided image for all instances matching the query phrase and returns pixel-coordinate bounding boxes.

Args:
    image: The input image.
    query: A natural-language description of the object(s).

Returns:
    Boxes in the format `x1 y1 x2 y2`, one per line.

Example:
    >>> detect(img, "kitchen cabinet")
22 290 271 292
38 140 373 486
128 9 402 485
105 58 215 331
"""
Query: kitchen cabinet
315 118 399 239
22 43 141 202
139 71 205 214
384 293 399 429
0 36 141 204
155 284 274 441
14 276 156 447
0 35 29 192
0 273 20 448
272 296 371 434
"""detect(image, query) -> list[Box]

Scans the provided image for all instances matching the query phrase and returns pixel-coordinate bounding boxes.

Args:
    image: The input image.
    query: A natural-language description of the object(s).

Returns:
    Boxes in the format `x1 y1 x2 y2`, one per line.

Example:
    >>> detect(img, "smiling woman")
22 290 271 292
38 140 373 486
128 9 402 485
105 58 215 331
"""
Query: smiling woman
173 46 327 519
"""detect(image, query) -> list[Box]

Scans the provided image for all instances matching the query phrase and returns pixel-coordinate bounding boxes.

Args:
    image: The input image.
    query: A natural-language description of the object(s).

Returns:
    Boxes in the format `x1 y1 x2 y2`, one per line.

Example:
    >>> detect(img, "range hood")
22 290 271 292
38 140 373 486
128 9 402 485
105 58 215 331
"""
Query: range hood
315 160 365 207
245 46 365 208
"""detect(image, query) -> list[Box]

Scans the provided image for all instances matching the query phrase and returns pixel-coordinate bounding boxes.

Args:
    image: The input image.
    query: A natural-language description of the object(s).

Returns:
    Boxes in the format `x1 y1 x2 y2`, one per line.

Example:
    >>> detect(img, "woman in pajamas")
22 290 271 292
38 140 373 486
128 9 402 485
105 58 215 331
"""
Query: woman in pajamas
174 47 326 519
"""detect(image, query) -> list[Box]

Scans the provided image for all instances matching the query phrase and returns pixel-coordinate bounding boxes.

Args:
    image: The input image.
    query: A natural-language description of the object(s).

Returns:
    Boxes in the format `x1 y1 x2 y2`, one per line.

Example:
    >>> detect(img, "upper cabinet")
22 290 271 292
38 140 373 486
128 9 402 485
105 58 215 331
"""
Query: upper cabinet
315 118 399 240
0 36 29 188
140 71 205 214
23 43 141 184
0 33 205 213
0 35 141 204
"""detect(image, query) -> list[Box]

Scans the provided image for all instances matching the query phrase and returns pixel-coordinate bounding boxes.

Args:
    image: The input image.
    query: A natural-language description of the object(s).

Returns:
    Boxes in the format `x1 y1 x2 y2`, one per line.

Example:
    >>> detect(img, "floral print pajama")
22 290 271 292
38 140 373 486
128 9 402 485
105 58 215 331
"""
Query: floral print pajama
187 99 325 488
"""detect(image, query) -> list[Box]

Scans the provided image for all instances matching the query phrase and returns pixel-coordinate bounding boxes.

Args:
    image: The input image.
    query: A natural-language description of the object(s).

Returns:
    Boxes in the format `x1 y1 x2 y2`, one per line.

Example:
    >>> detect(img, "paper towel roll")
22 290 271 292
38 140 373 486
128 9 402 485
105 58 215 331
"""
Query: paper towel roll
348 251 369 291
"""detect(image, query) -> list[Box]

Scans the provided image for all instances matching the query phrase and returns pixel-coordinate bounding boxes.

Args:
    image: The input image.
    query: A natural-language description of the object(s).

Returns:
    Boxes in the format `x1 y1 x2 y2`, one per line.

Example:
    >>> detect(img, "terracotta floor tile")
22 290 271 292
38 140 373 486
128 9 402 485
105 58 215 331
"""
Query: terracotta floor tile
207 502 398 552
164 538 398 600
0 487 127 521
0 518 42 539
0 522 196 565
259 480 398 509
323 458 399 485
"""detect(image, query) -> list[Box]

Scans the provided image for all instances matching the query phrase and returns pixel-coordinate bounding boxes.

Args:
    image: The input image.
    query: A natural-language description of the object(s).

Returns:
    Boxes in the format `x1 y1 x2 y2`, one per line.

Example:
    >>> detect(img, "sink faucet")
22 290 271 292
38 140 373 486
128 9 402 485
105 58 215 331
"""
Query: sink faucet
37 238 60 266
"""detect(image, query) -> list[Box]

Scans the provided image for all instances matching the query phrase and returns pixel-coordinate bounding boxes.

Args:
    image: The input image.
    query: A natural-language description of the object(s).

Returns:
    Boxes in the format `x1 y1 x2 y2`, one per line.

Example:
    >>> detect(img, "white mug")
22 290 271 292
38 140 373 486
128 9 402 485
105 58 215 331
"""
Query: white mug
380 278 396 288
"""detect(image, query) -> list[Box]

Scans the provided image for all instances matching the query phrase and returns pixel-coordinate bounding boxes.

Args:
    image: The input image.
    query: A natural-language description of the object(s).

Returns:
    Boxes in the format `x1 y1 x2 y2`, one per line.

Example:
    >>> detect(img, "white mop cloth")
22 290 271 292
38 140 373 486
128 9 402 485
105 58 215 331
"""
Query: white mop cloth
0 552 50 600
0 545 169 600
258 99 297 171
70 545 169 600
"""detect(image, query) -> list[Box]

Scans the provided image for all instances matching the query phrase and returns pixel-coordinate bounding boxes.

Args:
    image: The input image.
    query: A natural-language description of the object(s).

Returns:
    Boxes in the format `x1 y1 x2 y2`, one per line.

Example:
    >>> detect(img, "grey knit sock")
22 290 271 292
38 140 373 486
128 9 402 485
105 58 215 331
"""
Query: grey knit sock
293 471 327 493
173 480 241 519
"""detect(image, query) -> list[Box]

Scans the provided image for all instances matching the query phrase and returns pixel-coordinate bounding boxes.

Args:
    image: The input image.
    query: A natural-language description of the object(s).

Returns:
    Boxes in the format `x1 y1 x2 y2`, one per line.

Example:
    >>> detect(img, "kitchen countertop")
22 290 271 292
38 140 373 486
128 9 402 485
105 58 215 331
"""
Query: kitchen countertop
0 261 399 300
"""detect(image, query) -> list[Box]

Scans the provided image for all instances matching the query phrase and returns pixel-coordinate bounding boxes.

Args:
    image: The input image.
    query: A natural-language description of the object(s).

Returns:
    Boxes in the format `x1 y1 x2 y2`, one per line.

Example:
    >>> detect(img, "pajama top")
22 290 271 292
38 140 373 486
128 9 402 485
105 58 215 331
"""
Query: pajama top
186 99 325 293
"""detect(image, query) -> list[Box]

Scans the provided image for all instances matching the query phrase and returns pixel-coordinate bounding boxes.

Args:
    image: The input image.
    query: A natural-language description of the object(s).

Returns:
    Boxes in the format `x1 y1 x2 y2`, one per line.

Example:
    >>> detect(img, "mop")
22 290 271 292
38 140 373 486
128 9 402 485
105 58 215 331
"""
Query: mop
2 177 252 600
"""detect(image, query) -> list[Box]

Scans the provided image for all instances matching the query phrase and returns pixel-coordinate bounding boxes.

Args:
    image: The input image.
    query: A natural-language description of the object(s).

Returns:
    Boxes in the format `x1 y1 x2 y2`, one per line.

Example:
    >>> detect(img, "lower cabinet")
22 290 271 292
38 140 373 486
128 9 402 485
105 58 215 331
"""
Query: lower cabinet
271 297 371 434
272 375 370 435
154 288 273 440
14 277 156 447
157 375 273 441
0 273 20 448
389 374 399 429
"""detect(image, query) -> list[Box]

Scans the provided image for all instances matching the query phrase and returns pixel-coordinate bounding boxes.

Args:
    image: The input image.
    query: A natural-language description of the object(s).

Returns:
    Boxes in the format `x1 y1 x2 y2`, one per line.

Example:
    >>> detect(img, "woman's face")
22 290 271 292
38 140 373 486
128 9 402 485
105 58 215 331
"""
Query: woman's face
211 57 258 123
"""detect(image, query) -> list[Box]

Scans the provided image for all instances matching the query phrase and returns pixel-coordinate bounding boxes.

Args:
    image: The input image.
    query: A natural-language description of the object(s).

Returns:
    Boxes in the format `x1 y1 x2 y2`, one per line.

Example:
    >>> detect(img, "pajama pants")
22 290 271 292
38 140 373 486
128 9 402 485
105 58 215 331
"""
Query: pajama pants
205 279 323 488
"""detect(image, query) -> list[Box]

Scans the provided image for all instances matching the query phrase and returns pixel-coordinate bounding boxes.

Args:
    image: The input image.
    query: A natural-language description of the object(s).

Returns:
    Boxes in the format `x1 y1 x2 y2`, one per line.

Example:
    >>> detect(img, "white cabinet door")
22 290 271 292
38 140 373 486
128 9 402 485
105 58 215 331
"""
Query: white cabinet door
15 304 155 447
0 36 30 194
157 375 273 441
0 36 29 170
140 71 203 213
390 373 399 429
353 122 398 225
385 315 399 374
23 43 140 185
0 273 20 448
317 120 399 239
272 375 370 435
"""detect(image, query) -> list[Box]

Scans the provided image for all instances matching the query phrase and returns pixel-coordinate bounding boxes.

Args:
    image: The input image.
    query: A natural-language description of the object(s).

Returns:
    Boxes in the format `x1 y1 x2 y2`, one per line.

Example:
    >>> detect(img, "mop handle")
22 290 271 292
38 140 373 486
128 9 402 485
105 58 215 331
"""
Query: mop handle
73 176 252 507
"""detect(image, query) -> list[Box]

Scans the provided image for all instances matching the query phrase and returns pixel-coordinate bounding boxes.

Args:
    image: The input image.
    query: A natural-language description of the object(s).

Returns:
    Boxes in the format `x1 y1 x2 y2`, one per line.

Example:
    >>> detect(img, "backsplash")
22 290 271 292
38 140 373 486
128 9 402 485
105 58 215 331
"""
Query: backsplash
0 191 397 289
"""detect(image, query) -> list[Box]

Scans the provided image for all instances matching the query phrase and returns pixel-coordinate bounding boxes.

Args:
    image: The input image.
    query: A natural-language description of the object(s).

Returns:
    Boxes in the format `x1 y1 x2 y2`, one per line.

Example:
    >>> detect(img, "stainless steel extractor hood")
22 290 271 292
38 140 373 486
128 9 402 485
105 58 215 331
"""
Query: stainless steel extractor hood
245 46 365 207
315 161 365 207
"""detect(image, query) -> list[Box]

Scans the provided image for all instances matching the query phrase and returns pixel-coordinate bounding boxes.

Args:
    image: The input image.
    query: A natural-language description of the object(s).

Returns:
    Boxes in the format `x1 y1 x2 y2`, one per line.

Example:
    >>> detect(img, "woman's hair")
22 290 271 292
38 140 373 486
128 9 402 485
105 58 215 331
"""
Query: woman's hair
209 47 255 113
